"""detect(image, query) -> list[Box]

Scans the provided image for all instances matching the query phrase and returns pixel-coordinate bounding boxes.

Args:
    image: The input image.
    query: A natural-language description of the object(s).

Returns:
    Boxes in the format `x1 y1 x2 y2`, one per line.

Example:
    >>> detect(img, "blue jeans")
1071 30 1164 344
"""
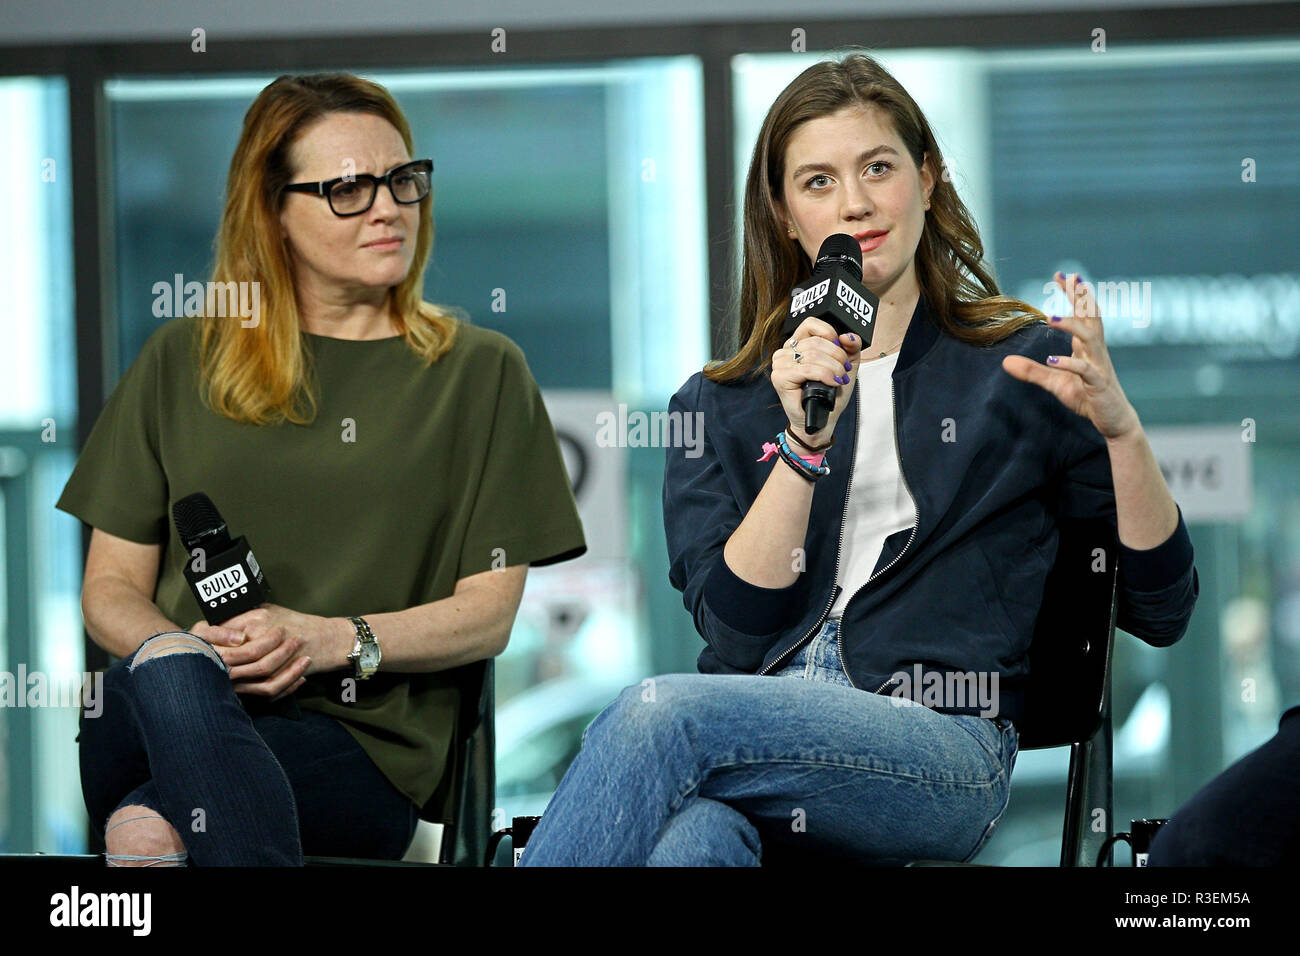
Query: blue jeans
518 619 1018 866
77 631 419 865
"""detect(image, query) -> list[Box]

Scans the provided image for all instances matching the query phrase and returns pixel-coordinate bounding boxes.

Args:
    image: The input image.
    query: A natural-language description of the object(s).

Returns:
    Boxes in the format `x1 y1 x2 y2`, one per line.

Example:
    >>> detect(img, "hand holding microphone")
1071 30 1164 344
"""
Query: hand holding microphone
173 492 308 702
771 233 880 444
770 320 863 452
189 615 310 701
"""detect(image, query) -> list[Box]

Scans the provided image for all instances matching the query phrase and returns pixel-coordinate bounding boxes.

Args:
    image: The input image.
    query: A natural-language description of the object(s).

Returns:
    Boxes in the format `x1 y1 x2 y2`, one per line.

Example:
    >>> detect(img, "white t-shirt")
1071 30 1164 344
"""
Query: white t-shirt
827 350 917 621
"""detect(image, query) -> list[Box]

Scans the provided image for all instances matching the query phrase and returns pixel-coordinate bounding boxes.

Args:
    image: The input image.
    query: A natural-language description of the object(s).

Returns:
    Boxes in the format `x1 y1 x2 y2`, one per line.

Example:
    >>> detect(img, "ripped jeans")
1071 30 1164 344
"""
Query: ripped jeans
77 632 419 866
518 619 1018 866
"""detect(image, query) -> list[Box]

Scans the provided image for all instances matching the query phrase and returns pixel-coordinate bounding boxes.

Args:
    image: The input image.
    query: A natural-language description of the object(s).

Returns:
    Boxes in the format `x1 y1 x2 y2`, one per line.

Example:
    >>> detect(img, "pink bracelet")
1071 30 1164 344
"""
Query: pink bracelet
757 440 824 468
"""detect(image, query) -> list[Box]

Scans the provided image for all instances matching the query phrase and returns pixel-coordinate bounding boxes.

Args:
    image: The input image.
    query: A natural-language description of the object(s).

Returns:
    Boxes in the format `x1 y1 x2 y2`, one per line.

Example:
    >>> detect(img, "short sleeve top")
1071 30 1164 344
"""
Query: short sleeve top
56 314 588 807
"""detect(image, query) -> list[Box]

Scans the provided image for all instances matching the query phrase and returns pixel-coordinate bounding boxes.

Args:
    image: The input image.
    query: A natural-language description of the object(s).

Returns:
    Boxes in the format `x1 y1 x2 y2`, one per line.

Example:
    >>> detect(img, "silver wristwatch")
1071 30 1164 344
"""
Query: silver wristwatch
346 616 382 680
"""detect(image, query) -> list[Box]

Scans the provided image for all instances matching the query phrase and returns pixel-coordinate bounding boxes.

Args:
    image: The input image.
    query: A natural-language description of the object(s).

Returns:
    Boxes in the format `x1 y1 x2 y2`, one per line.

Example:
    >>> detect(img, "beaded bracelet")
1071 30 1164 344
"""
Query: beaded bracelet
777 450 816 481
776 430 830 480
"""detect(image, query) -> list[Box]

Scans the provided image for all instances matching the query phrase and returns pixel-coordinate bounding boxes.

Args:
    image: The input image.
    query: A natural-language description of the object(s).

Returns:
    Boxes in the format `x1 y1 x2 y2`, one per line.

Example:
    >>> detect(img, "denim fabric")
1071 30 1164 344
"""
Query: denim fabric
518 620 1018 866
77 632 419 865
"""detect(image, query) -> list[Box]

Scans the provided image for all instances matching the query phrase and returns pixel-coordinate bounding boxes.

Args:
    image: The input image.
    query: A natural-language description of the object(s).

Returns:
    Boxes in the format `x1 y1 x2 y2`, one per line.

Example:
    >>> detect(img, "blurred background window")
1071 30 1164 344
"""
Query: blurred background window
1 75 81 854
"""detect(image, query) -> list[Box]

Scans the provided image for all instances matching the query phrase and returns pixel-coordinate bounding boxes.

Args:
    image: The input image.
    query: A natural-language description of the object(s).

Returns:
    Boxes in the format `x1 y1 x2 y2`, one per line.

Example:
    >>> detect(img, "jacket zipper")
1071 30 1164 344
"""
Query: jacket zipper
858 376 920 692
757 375 921 693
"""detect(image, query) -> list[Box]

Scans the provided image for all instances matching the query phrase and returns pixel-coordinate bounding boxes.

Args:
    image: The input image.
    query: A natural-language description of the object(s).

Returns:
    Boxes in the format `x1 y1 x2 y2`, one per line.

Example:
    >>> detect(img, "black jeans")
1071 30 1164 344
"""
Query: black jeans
77 632 420 865
1149 703 1300 866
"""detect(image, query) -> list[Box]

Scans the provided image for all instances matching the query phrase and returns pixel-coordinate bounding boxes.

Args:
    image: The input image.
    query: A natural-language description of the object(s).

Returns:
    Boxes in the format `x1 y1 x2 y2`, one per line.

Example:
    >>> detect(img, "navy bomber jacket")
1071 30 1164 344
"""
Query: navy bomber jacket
662 294 1199 726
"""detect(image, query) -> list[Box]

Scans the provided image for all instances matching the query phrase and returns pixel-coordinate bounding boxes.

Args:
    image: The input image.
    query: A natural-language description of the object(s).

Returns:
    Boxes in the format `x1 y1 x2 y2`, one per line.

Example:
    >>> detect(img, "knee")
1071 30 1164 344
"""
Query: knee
591 674 702 744
105 805 188 867
128 632 227 675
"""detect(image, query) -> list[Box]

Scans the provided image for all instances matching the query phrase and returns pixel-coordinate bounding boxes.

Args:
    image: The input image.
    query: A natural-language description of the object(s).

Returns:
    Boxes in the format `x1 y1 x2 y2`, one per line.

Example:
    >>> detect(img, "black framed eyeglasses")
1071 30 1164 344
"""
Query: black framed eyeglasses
282 159 433 217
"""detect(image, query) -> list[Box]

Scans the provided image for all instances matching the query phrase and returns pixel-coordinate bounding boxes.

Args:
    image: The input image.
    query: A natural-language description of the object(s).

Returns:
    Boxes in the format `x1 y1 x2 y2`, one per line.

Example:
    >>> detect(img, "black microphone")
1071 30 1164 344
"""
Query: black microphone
173 492 300 719
173 492 270 624
781 234 880 434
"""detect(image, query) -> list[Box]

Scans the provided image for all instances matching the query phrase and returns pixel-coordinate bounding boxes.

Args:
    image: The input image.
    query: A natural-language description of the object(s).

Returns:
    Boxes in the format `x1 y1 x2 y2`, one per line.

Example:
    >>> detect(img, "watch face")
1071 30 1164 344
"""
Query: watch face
360 643 382 669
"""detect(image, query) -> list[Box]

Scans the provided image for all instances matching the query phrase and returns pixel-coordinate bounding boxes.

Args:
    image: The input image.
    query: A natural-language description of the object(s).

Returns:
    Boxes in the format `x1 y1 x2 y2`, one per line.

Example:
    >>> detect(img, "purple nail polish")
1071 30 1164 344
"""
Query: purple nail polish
1049 315 1062 323
844 360 853 371
836 374 847 384
1047 355 1060 364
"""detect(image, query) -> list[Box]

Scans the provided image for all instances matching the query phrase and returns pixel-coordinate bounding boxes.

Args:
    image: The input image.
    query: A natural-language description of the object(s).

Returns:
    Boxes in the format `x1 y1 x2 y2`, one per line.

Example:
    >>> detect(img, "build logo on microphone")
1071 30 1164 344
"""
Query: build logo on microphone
835 278 875 329
195 563 250 606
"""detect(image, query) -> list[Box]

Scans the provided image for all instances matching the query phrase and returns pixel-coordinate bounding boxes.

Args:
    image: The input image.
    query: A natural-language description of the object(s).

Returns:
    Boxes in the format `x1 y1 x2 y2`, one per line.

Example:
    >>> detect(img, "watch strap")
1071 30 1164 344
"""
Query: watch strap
347 615 379 679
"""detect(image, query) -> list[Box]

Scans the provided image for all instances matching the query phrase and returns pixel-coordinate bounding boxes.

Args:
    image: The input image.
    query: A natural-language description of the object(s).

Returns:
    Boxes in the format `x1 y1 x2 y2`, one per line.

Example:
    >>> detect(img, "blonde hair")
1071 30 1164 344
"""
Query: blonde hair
199 72 462 424
709 51 1045 383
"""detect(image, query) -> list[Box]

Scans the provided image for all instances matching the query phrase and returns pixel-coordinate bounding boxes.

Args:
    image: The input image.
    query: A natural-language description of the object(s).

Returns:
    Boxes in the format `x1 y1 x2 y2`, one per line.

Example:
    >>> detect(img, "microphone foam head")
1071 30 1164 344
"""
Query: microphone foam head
173 492 227 545
813 233 864 280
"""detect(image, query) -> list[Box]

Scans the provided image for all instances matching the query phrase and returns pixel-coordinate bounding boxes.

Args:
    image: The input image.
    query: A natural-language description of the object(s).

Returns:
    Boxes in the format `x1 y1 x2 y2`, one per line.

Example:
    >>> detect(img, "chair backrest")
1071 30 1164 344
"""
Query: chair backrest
1017 516 1119 751
418 657 495 866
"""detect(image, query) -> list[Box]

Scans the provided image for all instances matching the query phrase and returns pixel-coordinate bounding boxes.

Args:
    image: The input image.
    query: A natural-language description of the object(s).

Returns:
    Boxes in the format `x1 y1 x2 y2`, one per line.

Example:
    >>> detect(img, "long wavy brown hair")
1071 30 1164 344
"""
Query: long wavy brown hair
199 73 462 425
708 51 1045 383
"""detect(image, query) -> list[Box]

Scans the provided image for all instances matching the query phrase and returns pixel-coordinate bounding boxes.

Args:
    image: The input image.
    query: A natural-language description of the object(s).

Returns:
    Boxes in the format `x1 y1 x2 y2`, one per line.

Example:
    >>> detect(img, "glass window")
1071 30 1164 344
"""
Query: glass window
1 75 81 853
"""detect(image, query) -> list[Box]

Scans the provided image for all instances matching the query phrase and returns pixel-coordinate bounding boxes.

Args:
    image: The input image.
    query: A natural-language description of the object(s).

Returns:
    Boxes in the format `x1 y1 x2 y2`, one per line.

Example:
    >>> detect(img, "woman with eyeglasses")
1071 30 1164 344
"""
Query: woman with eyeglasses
518 52 1197 866
58 73 585 866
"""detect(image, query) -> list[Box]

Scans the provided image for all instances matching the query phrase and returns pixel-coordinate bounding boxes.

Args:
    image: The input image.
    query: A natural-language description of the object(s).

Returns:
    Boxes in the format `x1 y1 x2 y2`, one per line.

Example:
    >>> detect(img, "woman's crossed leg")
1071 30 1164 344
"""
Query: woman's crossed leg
518 670 1017 866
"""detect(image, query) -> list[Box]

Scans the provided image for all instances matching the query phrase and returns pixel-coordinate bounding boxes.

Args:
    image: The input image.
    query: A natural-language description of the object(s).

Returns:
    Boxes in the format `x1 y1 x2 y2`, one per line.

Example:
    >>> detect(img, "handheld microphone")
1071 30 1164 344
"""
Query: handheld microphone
781 234 880 433
173 492 270 624
173 492 300 719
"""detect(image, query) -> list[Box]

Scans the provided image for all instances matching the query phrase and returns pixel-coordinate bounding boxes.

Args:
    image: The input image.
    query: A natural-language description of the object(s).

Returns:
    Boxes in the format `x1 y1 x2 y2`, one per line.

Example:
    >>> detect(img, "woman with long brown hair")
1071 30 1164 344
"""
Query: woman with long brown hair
59 73 585 865
518 52 1197 866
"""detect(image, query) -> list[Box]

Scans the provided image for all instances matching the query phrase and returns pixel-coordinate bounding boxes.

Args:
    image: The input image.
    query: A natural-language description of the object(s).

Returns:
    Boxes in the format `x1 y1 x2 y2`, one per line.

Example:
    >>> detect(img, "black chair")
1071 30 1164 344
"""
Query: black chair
300 658 495 866
302 657 498 867
763 516 1120 867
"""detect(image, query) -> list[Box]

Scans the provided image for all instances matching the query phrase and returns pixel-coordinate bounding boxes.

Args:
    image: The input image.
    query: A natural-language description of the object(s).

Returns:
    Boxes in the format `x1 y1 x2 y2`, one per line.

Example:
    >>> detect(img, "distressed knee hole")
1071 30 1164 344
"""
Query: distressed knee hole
106 852 187 867
105 805 187 867
129 632 226 674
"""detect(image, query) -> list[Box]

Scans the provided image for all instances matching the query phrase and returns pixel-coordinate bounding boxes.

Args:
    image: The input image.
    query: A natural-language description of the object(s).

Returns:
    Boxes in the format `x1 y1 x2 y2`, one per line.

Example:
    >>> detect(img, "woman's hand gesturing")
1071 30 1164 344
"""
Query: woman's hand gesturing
770 318 864 448
1002 271 1141 441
